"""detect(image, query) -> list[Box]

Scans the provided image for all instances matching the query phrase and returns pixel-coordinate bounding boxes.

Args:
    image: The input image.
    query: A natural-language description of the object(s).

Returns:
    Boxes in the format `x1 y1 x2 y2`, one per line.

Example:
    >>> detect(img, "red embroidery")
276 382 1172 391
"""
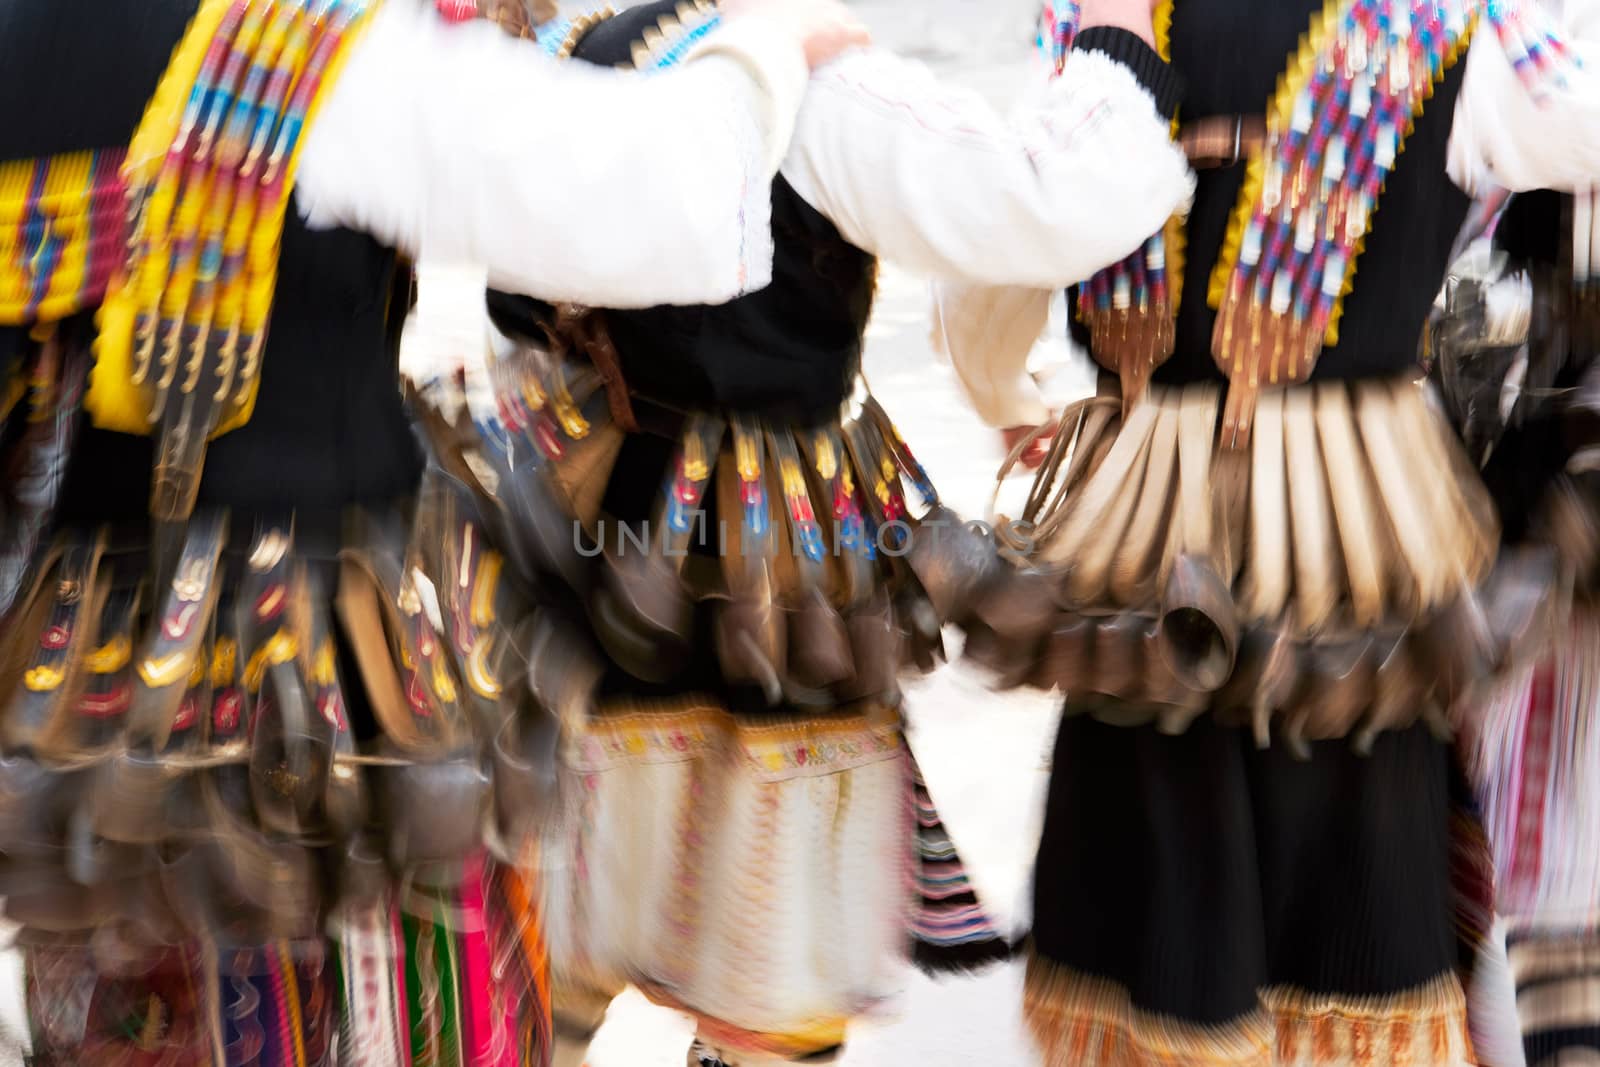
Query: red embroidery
214 689 243 732
80 683 131 718
407 674 435 718
172 695 198 731
255 584 287 622
163 603 200 640
318 692 346 730
536 416 567 461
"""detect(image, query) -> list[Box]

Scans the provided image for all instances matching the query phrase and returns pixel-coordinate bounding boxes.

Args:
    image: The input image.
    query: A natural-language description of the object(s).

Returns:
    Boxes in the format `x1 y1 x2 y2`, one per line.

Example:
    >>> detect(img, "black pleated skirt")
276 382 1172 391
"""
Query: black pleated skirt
1025 712 1479 1066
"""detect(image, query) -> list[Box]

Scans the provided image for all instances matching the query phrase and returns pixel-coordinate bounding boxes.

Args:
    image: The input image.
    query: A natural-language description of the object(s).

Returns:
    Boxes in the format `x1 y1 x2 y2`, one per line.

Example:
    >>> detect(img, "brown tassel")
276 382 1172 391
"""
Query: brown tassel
1085 293 1174 417
553 307 640 434
1213 294 1325 450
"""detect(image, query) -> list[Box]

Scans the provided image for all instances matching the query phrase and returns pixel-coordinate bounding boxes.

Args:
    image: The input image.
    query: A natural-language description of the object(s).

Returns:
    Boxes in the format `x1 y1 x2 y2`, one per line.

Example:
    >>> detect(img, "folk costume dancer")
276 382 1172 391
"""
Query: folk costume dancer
0 0 866 1060
416 3 1196 1064
1444 187 1600 1065
935 0 1600 1062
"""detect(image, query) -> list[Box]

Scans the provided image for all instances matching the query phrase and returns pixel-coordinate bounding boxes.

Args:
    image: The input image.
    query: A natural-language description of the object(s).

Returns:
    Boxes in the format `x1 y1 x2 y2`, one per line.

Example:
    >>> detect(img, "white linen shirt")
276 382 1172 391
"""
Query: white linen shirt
295 3 808 308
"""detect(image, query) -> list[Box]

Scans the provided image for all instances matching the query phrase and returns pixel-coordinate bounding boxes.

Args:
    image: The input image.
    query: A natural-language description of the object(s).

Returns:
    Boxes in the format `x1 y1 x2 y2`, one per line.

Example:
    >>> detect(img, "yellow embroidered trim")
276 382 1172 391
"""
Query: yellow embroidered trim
464 635 503 699
138 650 196 689
0 151 126 324
470 550 503 627
1024 952 1472 1066
1155 0 1186 318
243 629 299 692
1205 0 1477 349
87 0 232 434
88 0 385 440
211 636 239 686
86 635 133 675
638 981 851 1060
1323 16 1476 348
23 666 66 693
581 697 903 773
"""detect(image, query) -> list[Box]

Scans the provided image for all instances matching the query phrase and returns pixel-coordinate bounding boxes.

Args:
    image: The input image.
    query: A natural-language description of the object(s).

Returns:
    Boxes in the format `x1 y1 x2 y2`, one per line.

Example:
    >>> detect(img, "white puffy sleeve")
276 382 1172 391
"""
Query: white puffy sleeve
930 283 1056 429
1447 0 1600 196
294 3 809 308
778 46 1193 287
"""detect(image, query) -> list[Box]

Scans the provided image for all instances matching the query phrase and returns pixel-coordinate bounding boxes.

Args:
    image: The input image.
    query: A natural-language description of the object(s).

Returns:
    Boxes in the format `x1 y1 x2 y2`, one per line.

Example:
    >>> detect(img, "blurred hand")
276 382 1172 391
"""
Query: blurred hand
1077 0 1157 47
1002 423 1054 473
723 0 872 69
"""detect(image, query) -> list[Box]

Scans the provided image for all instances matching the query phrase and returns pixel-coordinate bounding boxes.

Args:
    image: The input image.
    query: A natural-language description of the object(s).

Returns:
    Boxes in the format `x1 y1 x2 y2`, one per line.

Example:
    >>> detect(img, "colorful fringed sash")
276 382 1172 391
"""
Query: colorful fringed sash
1040 0 1581 445
79 0 384 522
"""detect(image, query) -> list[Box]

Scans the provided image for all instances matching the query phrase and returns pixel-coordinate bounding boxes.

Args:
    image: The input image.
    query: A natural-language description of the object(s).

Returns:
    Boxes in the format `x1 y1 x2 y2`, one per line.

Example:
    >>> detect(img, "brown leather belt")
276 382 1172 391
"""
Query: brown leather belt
1179 114 1268 169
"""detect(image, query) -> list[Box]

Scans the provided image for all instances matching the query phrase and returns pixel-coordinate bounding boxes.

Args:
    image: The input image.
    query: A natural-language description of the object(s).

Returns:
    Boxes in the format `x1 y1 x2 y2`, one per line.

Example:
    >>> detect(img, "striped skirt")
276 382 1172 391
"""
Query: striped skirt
1467 608 1600 1064
539 699 1005 1062
23 854 551 1066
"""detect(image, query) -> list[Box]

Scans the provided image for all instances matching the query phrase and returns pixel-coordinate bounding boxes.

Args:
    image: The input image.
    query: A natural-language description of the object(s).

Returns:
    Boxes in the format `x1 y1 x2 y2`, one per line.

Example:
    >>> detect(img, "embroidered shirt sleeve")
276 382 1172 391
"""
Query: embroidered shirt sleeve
1448 0 1600 195
294 2 808 307
778 47 1194 289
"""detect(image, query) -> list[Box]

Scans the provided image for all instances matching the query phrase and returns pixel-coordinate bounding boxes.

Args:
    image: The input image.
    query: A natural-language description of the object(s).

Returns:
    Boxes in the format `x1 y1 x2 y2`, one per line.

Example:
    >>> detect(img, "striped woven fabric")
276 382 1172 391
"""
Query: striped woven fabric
399 854 553 1067
1469 611 1600 923
0 149 128 324
908 757 1010 972
1468 609 1600 1064
23 855 552 1065
1506 929 1600 1065
84 0 386 528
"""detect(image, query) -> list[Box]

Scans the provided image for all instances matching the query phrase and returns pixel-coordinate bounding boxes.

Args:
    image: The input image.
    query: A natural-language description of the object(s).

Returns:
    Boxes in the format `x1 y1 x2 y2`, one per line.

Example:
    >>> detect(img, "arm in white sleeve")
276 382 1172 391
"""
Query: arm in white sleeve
930 282 1053 429
778 47 1194 288
294 4 809 308
1447 0 1600 195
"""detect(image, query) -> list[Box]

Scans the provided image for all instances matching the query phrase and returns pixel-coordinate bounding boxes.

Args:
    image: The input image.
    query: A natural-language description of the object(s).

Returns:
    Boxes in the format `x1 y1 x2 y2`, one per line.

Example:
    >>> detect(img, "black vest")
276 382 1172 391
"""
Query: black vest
1073 0 1473 386
487 0 876 427
0 0 421 523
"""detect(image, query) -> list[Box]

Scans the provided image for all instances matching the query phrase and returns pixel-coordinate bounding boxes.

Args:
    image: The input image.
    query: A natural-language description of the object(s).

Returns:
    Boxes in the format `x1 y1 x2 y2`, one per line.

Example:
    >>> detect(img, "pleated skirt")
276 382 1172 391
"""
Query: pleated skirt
1027 712 1480 1066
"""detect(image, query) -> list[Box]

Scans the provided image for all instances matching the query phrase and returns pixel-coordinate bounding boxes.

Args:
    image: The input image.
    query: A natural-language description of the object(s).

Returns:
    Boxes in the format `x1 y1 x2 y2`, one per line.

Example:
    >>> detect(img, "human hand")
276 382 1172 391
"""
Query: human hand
723 0 872 69
1077 0 1157 48
1002 423 1055 472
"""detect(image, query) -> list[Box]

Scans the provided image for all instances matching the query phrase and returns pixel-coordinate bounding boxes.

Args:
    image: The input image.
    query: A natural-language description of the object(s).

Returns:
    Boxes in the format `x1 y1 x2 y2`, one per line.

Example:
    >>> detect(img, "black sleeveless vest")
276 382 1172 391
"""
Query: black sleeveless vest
0 0 421 523
487 0 876 427
1076 0 1473 386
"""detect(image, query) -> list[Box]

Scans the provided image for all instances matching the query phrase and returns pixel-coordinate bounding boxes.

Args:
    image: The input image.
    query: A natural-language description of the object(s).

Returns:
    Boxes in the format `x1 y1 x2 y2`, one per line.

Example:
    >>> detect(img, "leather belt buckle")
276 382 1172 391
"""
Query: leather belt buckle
1180 114 1266 170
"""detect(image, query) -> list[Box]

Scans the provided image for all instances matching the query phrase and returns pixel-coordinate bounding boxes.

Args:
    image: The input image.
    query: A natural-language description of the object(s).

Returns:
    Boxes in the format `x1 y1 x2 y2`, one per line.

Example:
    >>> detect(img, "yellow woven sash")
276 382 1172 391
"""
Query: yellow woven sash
85 0 383 518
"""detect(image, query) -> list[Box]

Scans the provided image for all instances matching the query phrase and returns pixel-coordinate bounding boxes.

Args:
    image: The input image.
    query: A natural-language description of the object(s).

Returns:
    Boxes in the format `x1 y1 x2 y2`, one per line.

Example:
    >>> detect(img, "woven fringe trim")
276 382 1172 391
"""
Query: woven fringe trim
1024 954 1476 1066
574 697 904 781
